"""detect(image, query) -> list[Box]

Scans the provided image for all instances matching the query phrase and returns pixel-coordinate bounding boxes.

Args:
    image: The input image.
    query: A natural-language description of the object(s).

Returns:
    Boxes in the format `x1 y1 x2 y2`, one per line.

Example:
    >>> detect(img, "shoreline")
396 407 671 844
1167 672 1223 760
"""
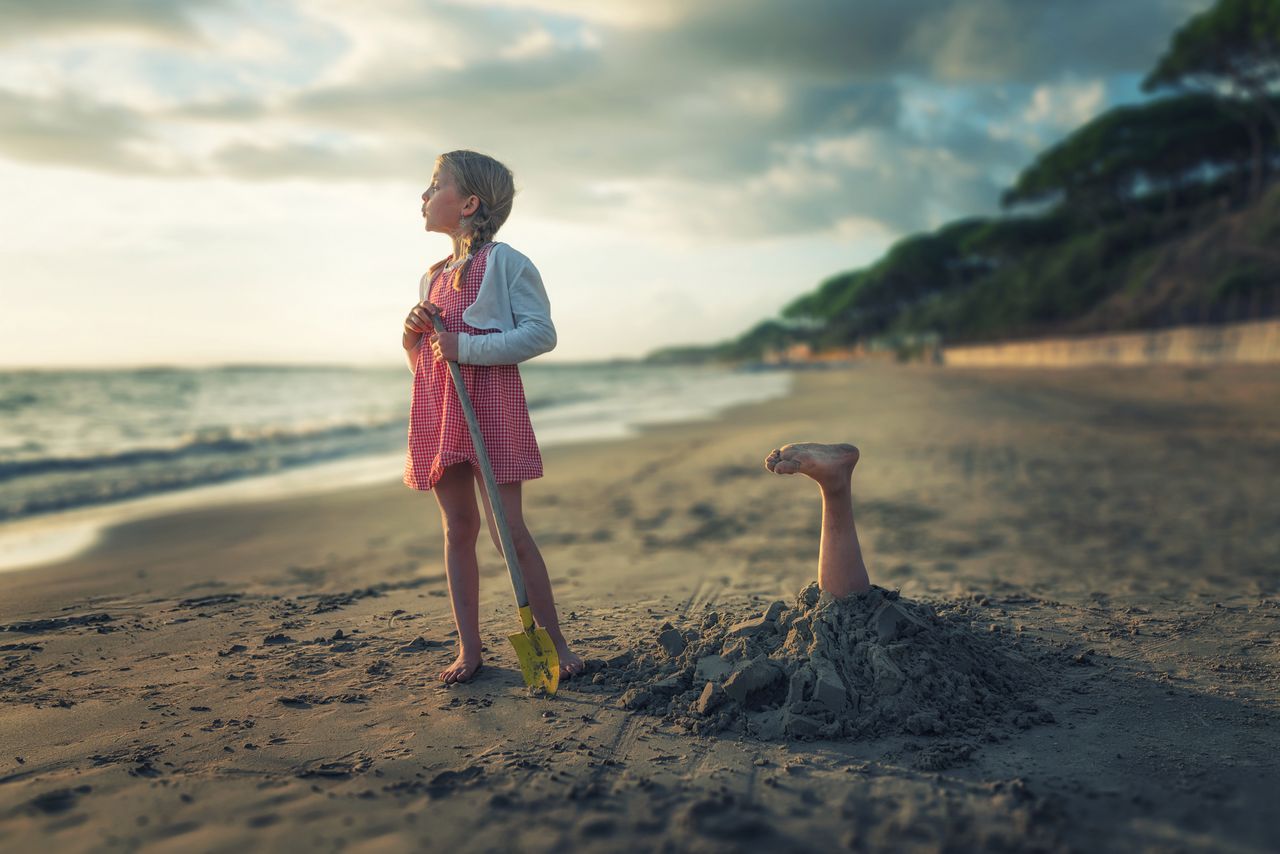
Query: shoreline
0 453 405 574
0 369 792 574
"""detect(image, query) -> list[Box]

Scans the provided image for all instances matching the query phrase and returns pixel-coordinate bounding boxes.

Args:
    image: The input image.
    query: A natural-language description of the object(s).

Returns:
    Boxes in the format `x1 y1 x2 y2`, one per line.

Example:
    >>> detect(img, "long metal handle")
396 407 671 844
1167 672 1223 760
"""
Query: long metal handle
429 316 531 614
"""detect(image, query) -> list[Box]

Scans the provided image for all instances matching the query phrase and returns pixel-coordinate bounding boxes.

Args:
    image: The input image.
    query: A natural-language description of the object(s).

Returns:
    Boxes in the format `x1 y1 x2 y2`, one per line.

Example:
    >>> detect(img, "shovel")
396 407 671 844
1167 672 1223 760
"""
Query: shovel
430 314 560 695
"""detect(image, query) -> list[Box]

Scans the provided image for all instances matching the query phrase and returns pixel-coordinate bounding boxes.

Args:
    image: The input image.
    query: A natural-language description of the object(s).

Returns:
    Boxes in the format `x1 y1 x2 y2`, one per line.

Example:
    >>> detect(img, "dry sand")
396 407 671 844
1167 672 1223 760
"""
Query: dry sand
1 363 1278 853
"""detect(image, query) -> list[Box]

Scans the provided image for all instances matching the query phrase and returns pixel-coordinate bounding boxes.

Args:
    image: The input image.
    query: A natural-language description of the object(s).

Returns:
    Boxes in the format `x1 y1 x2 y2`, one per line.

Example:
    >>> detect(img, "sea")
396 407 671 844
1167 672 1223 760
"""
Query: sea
0 363 790 566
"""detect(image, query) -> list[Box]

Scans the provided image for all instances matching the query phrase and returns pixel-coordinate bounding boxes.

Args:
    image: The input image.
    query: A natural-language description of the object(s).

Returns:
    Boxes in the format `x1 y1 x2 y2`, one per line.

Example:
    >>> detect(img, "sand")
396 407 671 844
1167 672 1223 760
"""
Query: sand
1 362 1278 853
601 583 1057 747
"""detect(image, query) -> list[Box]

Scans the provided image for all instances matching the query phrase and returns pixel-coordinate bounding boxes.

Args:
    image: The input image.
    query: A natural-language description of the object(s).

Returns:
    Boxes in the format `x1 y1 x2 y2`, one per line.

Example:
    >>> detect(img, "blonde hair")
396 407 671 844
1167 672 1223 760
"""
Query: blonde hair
428 150 516 291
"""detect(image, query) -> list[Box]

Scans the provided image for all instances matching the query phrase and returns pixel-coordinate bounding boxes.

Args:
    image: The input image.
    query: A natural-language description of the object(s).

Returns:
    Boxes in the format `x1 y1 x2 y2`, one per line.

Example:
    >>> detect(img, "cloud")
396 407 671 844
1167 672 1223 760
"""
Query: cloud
434 0 686 30
1023 79 1108 130
912 0 1212 82
211 138 416 181
0 0 1217 238
0 0 224 46
647 0 1213 83
0 88 157 172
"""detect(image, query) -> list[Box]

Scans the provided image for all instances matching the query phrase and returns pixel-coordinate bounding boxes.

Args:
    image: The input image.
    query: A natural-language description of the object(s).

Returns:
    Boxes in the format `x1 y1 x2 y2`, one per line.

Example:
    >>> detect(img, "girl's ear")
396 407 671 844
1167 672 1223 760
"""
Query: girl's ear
463 195 480 216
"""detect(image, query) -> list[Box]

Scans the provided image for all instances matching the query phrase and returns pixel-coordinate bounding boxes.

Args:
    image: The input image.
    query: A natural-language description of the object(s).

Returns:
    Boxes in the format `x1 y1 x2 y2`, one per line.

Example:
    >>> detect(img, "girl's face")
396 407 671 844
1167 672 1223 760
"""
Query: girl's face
421 165 476 236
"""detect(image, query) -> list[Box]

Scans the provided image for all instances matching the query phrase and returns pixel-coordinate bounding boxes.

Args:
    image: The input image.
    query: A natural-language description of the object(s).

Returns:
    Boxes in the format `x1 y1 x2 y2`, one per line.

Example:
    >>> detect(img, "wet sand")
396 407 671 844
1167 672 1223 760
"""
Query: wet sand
1 363 1277 853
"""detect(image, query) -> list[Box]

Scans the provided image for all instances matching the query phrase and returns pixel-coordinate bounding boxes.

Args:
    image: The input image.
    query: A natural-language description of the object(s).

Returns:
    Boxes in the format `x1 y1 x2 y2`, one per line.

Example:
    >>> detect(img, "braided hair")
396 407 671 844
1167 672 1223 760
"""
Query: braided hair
436 150 516 291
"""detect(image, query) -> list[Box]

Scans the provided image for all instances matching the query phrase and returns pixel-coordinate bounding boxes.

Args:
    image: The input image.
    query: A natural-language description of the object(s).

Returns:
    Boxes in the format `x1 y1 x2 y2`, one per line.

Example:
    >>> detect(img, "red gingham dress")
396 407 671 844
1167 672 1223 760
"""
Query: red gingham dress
403 242 544 491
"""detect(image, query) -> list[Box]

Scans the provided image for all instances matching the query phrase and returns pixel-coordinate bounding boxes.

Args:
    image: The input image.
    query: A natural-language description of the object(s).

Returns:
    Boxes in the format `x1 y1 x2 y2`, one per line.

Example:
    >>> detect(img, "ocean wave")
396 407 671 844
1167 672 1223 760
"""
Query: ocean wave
0 363 791 525
0 418 406 482
0 392 39 412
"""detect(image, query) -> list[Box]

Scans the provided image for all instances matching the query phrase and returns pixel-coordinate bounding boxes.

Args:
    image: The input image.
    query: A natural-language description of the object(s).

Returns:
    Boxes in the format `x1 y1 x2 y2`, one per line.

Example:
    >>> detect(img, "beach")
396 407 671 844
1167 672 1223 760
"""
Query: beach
1 362 1277 852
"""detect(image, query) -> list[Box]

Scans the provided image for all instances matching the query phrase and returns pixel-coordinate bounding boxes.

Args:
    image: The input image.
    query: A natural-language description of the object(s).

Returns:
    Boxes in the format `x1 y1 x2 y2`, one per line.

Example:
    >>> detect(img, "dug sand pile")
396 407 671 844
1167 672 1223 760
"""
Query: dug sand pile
598 584 1056 742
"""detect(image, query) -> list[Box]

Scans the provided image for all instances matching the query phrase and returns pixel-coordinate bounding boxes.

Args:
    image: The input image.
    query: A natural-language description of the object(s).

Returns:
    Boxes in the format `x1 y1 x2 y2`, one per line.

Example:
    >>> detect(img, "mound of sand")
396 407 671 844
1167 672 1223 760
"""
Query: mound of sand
595 584 1056 742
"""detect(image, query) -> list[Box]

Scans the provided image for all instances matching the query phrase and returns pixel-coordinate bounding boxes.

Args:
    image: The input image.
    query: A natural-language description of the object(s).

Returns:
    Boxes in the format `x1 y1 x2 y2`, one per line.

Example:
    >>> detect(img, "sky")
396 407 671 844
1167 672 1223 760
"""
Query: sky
0 0 1213 368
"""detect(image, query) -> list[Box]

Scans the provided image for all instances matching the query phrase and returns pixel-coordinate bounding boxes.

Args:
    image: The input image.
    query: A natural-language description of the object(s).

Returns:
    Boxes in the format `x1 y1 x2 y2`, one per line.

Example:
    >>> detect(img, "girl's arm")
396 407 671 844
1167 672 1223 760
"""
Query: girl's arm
456 259 557 365
404 332 422 371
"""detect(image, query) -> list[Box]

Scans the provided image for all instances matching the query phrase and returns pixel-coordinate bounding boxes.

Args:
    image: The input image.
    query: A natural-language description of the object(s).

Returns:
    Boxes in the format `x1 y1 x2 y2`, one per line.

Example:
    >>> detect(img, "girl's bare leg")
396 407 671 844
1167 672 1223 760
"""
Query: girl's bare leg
493 481 585 678
433 463 484 684
765 443 871 597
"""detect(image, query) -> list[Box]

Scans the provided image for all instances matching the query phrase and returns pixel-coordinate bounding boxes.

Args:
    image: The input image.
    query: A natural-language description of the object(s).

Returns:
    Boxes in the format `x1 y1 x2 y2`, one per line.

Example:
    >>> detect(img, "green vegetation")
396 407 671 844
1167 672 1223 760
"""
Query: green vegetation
651 0 1280 364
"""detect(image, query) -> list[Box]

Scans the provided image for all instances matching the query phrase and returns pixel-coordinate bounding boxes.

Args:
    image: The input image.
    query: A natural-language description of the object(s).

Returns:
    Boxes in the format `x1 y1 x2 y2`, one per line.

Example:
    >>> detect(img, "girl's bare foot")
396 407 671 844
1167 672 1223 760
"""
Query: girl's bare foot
765 442 860 487
439 650 483 684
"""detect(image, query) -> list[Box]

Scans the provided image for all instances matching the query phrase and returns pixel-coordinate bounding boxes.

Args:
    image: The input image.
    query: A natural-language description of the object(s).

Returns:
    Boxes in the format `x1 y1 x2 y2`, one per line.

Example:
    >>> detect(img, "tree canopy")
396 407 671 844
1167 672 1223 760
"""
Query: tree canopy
1002 93 1271 211
1144 0 1280 106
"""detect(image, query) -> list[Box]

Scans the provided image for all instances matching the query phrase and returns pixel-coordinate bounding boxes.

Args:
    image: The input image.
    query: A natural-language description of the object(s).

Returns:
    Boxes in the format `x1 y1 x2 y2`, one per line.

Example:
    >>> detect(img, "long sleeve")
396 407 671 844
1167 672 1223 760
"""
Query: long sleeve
456 255 557 365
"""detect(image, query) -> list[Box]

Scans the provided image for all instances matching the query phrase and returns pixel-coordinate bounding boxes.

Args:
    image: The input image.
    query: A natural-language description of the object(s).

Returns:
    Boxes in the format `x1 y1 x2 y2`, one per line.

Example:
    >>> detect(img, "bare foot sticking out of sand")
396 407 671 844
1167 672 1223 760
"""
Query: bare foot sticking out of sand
439 651 482 685
765 442 860 485
764 442 870 598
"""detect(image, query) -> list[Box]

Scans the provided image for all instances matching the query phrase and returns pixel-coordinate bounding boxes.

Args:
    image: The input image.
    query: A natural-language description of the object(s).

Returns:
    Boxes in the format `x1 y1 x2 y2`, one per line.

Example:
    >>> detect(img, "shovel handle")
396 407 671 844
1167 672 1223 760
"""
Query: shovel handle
429 315 531 612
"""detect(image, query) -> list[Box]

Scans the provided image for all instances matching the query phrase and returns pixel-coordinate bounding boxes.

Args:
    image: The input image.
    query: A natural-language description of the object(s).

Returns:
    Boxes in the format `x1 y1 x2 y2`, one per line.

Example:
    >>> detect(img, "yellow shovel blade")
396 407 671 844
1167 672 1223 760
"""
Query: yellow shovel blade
508 626 560 695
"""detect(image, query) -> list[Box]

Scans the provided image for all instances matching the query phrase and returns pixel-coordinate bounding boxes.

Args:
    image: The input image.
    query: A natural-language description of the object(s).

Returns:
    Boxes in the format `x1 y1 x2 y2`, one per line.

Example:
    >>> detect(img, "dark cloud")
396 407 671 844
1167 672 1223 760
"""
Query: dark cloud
667 0 1213 83
784 82 902 135
279 52 902 182
0 0 224 45
0 89 156 173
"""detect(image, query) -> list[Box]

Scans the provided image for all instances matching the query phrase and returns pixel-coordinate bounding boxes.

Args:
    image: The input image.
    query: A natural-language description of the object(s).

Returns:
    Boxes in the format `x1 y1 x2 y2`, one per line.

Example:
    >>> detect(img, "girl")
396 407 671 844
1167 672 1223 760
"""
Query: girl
401 150 583 685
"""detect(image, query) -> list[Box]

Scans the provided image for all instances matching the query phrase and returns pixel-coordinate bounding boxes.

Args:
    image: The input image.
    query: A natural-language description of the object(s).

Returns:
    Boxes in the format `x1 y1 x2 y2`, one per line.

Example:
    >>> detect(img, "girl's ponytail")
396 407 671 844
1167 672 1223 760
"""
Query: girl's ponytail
437 150 516 291
452 203 501 291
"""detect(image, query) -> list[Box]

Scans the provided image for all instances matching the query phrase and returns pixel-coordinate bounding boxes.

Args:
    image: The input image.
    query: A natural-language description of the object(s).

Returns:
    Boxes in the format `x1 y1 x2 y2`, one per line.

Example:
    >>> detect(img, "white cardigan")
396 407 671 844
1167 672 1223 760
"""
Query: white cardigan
408 242 557 370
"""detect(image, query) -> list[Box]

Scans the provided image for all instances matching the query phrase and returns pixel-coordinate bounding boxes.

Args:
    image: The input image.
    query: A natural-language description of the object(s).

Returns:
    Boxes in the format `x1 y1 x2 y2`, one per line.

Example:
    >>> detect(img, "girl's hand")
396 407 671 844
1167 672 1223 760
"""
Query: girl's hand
430 331 459 362
404 300 442 336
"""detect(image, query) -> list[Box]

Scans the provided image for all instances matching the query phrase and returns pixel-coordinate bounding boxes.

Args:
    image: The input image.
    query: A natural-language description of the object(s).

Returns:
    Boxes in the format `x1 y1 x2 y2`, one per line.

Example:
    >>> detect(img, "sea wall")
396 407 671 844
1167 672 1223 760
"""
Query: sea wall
942 319 1280 368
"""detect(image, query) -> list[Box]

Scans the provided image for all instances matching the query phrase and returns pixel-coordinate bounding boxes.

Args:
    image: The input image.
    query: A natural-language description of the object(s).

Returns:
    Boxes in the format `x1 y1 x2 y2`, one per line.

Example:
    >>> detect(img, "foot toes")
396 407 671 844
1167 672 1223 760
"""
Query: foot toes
439 658 480 684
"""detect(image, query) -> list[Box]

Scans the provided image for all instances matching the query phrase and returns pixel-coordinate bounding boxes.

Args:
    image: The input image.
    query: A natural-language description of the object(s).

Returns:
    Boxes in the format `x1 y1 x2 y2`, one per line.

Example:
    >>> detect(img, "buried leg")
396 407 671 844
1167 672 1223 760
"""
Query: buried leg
765 443 870 597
